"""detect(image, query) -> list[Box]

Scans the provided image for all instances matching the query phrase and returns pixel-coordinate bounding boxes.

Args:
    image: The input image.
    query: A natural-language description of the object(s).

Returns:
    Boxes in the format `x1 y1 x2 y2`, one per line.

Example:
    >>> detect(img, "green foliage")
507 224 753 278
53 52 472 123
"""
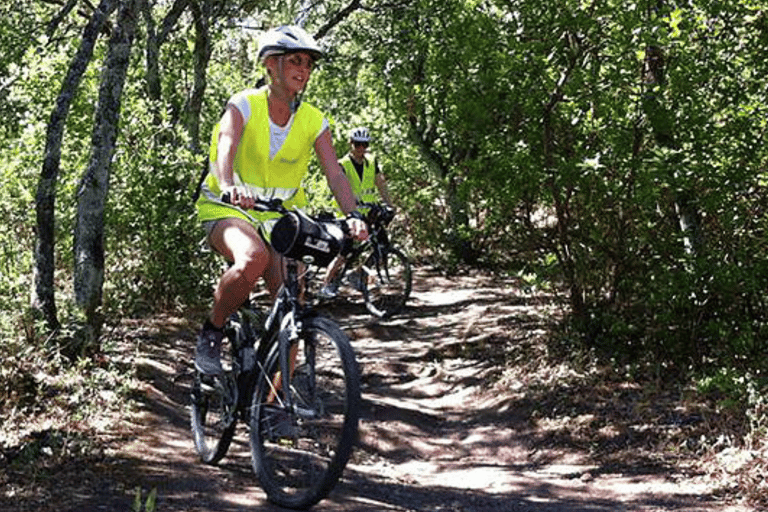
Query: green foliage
104 83 219 315
1 0 767 399
0 2 54 139
558 1 768 370
333 0 768 374
133 486 158 512
697 368 761 411
0 24 99 339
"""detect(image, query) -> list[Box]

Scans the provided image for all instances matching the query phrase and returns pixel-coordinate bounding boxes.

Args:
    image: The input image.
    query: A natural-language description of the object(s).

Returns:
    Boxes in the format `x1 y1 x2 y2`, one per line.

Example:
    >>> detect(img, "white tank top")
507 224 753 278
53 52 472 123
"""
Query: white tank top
231 89 328 160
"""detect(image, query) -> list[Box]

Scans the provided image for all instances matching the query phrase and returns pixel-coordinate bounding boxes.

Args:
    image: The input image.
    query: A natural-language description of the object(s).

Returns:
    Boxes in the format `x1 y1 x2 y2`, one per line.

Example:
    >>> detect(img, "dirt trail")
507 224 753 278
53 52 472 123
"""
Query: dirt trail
6 267 754 511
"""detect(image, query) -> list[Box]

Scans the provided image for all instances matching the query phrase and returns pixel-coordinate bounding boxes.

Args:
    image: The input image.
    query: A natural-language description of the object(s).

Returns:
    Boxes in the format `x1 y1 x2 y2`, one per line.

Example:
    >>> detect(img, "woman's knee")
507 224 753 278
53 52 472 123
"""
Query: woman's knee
233 243 270 285
210 218 269 284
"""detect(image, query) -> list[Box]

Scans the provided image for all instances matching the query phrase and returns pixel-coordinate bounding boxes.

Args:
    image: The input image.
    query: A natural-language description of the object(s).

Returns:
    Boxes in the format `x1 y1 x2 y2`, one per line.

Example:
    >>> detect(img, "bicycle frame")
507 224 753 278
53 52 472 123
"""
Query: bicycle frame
192 197 361 508
266 259 306 414
339 205 393 283
214 228 323 425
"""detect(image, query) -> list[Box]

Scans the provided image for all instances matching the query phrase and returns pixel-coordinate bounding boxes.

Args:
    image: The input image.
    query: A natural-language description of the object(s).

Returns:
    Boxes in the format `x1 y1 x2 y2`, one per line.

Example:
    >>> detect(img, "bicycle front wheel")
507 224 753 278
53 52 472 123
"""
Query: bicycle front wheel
249 316 361 510
361 246 412 318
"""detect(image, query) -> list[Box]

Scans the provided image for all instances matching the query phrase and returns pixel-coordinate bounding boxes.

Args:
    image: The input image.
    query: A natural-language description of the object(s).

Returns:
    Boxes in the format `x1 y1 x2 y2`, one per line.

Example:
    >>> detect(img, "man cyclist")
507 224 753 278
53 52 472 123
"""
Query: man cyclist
194 26 367 375
340 127 394 210
319 127 394 298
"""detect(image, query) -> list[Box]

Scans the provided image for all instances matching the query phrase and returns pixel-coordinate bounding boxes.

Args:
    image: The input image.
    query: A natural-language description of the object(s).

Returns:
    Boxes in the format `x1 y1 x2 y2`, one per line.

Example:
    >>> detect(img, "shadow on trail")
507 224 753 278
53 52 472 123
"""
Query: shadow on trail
330 471 715 512
318 266 717 511
0 266 725 511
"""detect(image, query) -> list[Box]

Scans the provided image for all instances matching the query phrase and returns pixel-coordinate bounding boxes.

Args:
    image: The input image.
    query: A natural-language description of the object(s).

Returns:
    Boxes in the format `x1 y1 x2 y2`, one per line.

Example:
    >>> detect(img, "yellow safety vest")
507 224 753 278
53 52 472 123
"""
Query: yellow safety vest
196 86 325 227
339 153 378 209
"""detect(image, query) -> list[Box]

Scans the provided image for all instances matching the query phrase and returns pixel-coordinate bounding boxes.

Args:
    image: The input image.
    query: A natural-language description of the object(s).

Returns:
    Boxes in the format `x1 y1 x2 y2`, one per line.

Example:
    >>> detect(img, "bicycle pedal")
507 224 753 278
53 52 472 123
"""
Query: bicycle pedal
293 404 319 420
262 406 298 441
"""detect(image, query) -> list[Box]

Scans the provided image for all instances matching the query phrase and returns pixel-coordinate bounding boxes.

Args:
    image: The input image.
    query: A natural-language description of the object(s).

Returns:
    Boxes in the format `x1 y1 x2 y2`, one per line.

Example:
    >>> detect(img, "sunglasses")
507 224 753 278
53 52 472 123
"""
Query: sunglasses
353 141 369 148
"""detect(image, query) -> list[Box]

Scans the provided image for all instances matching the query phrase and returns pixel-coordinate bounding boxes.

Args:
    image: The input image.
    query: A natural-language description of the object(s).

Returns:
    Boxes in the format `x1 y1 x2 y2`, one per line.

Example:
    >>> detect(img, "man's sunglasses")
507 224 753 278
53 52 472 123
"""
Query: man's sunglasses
353 141 369 148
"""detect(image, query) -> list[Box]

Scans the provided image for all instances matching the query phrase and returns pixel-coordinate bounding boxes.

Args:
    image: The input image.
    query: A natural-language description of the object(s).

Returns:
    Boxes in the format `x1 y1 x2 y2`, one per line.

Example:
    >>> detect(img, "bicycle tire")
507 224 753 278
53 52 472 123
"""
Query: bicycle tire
361 246 412 318
249 316 361 510
190 319 240 464
190 372 237 464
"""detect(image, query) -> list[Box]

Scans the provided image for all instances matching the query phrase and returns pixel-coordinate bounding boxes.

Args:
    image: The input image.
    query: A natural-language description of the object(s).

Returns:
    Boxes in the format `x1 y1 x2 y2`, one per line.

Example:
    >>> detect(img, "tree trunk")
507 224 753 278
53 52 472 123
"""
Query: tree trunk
139 0 162 104
542 43 585 323
445 173 475 264
32 0 118 332
643 20 702 256
187 0 212 154
74 0 137 351
140 0 190 112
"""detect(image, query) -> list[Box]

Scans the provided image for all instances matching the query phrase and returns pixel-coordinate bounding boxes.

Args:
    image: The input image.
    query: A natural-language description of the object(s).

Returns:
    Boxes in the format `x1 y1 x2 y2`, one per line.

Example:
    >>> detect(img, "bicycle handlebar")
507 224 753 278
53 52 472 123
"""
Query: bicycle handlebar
220 191 353 265
220 192 287 214
356 201 396 226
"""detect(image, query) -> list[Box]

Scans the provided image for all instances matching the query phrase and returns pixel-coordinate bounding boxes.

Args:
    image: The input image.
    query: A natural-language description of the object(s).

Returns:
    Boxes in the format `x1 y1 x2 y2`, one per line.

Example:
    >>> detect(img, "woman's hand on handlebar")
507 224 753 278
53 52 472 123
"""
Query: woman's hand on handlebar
345 215 369 241
220 186 255 210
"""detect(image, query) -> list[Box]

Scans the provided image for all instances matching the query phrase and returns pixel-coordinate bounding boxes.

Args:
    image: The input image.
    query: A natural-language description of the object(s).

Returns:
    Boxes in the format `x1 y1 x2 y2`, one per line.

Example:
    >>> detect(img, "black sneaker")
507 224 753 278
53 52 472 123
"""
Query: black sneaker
195 324 224 375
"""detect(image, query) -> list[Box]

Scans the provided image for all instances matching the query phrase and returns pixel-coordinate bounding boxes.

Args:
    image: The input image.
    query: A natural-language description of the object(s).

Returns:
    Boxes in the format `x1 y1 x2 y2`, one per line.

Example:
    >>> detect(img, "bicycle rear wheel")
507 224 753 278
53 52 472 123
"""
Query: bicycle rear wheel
190 325 238 464
190 370 237 464
249 316 361 510
361 246 412 318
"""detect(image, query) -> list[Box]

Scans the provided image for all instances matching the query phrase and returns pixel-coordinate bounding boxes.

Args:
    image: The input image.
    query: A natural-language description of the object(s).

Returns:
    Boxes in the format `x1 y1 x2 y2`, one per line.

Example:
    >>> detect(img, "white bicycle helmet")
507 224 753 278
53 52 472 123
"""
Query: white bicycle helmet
258 25 324 63
349 127 371 142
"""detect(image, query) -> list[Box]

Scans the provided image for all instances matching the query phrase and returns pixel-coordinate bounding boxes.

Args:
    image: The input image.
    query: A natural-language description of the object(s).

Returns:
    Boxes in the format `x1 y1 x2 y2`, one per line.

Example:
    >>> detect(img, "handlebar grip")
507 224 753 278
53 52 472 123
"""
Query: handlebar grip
219 191 285 212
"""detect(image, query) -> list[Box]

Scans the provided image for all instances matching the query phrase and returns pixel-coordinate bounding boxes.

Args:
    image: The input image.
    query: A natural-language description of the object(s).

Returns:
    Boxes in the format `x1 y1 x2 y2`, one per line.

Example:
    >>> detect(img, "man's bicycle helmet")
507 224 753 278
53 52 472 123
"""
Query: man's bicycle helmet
258 25 324 64
349 127 371 142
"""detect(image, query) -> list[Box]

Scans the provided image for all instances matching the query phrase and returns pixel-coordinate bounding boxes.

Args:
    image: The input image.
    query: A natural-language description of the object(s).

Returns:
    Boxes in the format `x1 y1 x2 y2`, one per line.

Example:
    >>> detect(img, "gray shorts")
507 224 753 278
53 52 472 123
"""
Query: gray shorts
202 219 220 238
201 218 269 251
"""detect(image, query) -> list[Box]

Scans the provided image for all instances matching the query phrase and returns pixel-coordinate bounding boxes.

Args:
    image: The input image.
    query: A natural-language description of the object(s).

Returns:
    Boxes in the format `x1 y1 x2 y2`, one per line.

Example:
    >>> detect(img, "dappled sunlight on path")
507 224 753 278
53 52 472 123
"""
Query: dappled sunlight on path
1 267 754 511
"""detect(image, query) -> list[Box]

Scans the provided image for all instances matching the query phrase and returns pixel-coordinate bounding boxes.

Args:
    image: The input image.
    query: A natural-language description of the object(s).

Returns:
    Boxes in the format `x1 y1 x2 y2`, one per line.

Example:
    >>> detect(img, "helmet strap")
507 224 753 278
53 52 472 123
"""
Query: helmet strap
275 54 305 114
290 93 302 114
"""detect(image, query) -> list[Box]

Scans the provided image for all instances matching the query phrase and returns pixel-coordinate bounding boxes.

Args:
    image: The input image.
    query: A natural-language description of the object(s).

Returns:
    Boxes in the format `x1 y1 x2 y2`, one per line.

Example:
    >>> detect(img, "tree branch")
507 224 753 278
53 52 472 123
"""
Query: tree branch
42 0 114 37
314 0 362 39
46 0 78 37
158 0 190 45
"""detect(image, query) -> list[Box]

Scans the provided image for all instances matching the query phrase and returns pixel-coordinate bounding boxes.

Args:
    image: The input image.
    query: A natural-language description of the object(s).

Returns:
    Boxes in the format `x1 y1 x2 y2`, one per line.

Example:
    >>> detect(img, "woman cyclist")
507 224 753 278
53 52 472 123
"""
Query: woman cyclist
194 25 367 375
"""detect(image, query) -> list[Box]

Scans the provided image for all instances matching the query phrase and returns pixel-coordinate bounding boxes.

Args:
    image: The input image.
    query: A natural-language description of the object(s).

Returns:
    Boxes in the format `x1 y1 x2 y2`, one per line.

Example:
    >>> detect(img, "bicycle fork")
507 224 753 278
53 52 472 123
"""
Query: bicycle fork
261 311 301 407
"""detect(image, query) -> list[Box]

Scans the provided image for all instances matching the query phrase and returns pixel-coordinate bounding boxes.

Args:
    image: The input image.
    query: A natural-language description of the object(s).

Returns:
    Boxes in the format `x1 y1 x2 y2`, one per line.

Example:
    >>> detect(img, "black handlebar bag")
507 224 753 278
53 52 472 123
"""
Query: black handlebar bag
270 210 343 267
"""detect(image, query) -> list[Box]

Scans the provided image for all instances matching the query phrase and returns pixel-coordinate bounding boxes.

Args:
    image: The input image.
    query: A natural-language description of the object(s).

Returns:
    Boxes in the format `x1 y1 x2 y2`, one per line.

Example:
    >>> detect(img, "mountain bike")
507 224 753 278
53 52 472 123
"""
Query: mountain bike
190 198 361 510
319 202 412 318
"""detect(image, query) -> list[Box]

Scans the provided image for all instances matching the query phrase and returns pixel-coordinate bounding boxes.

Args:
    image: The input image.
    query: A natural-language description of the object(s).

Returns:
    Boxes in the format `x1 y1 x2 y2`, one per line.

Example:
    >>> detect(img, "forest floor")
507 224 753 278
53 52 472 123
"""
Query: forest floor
0 266 761 511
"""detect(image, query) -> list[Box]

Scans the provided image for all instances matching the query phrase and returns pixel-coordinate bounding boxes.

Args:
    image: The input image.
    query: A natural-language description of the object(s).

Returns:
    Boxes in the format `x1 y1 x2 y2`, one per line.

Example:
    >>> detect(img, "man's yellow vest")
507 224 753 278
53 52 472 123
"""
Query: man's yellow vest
196 86 325 226
339 153 378 206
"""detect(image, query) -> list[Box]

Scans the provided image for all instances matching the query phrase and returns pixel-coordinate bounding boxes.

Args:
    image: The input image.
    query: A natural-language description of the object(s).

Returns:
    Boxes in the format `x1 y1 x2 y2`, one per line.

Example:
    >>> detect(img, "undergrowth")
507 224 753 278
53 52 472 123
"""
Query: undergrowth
0 316 141 506
1 294 767 509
